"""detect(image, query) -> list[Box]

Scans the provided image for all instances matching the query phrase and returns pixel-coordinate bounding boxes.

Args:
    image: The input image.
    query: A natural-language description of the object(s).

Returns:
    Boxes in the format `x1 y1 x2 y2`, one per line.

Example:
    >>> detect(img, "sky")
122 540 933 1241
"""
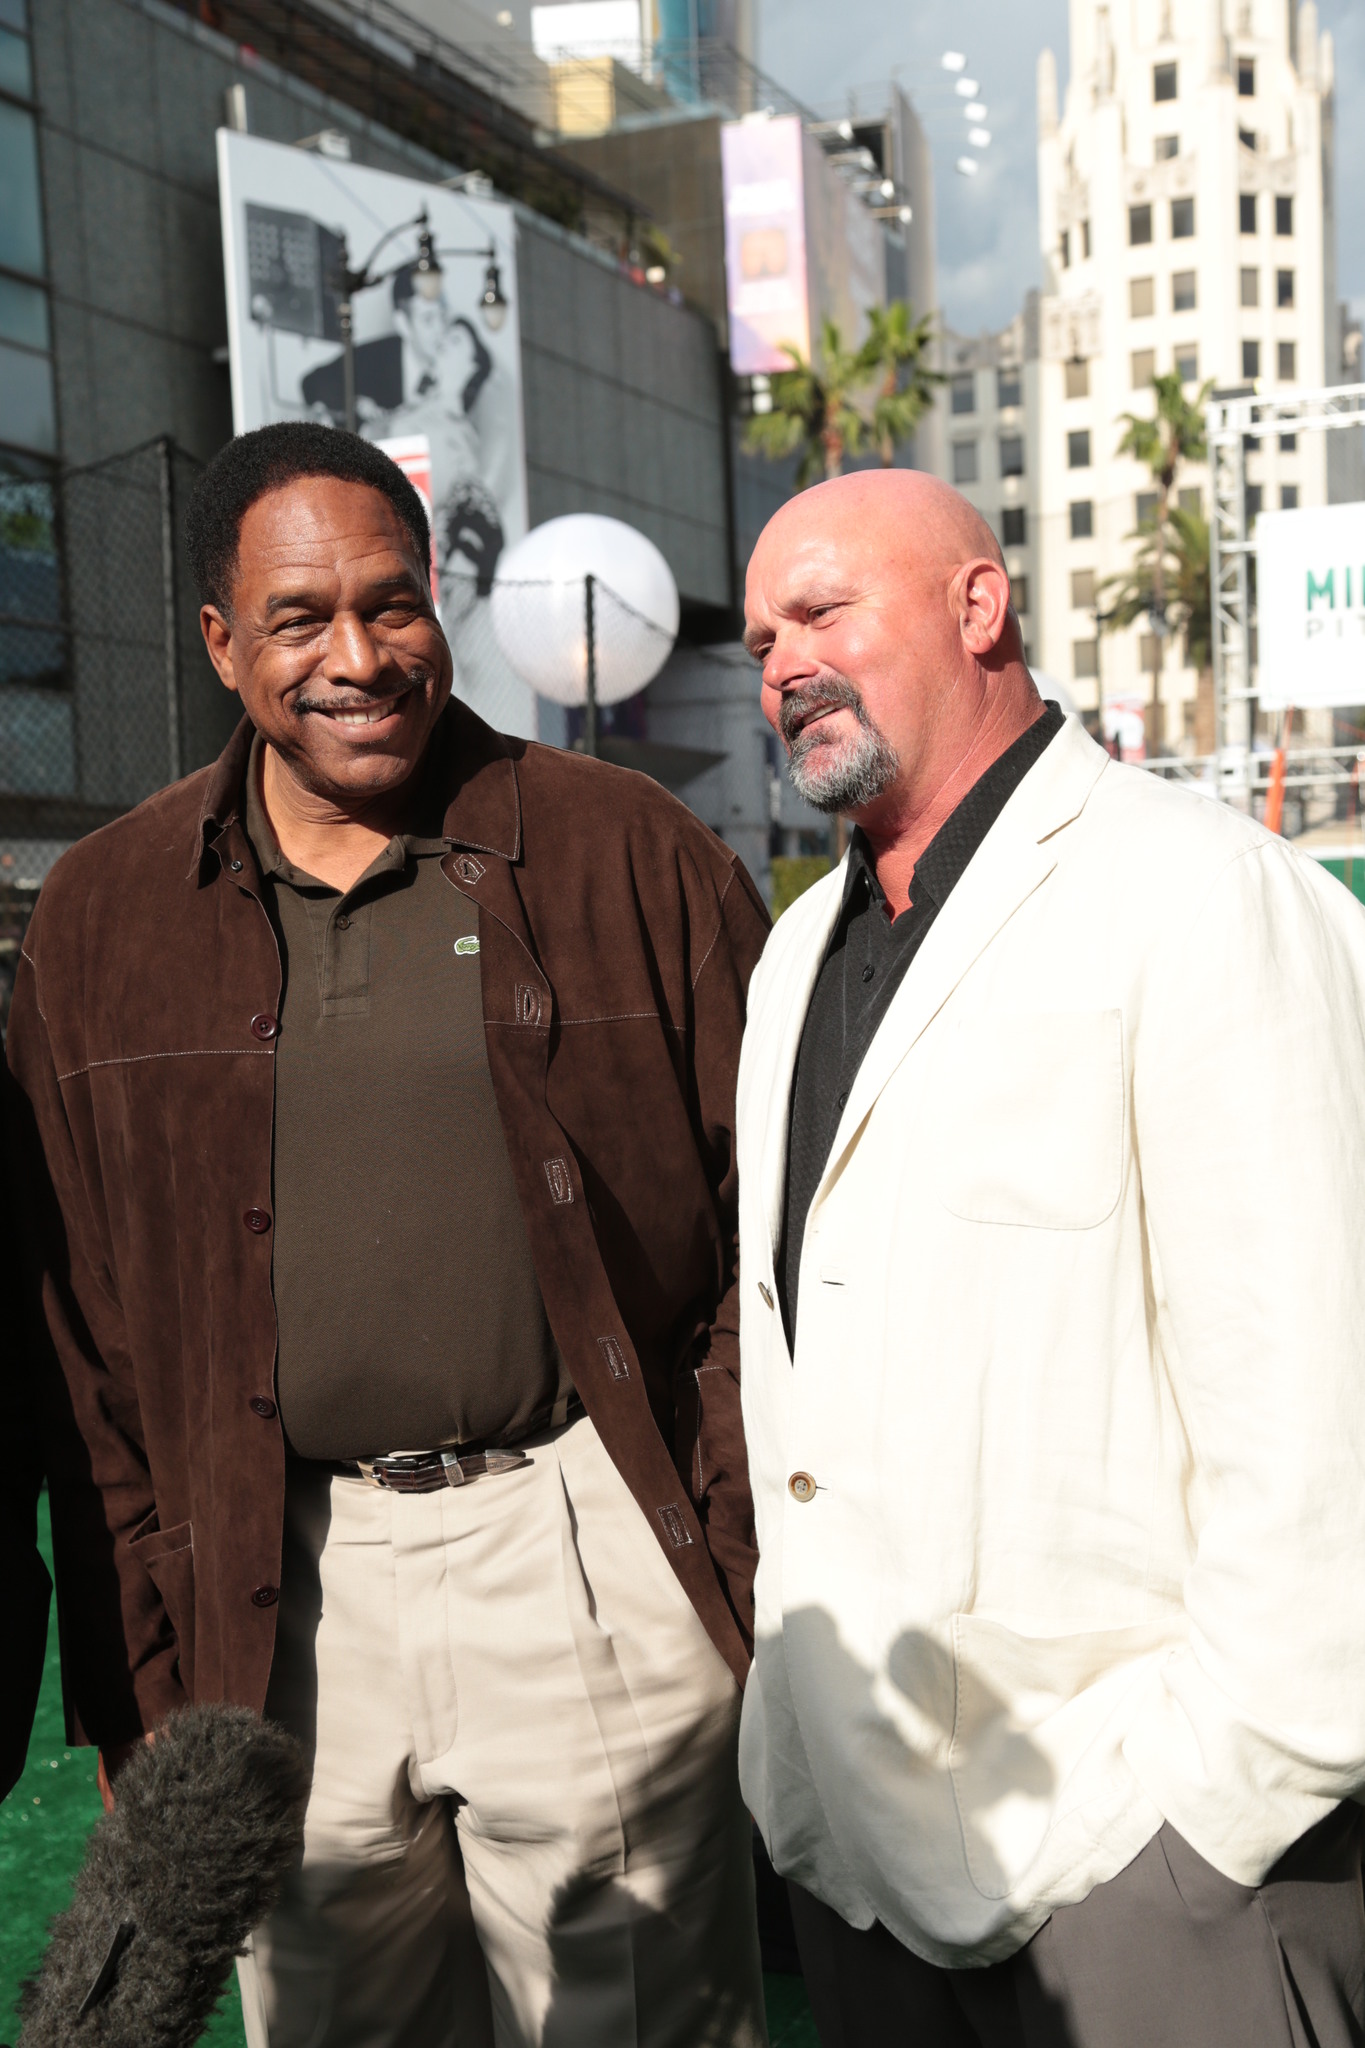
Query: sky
757 0 1365 342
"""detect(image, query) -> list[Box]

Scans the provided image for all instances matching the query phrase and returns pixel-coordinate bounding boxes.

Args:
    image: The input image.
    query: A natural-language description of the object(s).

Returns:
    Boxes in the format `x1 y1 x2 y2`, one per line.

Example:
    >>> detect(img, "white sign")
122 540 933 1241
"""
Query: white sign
216 130 534 737
1257 501 1365 711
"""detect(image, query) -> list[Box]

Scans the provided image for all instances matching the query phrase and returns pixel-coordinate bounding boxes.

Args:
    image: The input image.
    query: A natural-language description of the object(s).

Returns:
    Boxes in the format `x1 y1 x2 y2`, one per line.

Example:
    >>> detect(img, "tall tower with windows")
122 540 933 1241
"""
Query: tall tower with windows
1033 0 1338 751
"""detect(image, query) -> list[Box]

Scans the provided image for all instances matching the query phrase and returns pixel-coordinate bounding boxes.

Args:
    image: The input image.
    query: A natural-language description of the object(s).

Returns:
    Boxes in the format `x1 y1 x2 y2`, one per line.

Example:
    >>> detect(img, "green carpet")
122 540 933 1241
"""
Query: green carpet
0 1495 817 2045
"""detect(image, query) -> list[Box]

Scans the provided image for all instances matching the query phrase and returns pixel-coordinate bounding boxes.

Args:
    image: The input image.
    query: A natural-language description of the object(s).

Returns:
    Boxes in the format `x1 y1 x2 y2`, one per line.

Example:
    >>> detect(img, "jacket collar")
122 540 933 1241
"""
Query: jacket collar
191 697 524 882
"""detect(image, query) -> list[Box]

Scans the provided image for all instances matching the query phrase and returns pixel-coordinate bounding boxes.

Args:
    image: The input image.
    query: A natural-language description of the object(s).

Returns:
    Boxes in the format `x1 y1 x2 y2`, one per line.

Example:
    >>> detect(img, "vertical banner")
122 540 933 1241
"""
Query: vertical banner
216 130 534 737
720 114 810 376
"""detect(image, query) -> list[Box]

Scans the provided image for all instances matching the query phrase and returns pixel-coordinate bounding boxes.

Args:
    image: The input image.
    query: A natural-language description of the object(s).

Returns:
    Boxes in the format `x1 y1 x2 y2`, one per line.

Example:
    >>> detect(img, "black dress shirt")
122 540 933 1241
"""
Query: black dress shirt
777 702 1065 1345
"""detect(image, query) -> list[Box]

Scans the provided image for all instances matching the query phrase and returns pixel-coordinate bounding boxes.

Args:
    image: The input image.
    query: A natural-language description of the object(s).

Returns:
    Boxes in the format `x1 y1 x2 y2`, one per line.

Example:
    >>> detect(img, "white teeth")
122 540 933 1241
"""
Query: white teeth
331 704 393 726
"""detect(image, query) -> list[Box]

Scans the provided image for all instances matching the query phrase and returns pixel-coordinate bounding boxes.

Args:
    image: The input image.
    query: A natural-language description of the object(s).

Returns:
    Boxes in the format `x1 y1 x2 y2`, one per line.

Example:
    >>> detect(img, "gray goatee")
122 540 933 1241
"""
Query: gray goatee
780 674 900 815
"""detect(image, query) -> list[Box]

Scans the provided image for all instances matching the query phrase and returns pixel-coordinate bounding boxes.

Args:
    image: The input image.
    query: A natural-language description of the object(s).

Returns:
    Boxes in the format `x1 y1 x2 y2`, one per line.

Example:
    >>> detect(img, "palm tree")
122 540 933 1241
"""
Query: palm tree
742 318 870 487
857 302 943 467
1100 504 1214 750
742 303 940 486
1115 372 1212 749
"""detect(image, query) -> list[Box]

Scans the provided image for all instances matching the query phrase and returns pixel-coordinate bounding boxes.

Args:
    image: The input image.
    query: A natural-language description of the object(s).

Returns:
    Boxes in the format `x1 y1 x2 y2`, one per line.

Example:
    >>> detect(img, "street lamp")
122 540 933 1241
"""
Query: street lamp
332 207 509 433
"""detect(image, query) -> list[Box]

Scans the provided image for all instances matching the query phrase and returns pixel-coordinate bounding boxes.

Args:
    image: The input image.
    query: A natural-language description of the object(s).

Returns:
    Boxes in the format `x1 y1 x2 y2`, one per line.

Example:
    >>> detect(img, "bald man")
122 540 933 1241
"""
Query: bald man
734 471 1365 2046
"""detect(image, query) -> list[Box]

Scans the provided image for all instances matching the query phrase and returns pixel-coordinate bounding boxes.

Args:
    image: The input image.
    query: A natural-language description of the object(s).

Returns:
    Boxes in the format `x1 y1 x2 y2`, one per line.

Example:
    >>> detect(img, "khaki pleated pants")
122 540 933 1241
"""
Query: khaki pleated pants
236 1411 766 2048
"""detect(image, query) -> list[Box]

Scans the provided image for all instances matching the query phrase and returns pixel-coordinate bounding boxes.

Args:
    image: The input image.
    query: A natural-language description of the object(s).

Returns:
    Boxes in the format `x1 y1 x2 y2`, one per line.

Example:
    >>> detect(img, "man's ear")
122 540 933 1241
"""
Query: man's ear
200 606 240 697
954 559 1013 660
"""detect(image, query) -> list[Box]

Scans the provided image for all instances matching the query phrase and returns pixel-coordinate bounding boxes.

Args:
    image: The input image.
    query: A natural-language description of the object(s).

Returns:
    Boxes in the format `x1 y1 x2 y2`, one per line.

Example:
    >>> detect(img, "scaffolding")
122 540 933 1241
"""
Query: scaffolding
1207 380 1365 802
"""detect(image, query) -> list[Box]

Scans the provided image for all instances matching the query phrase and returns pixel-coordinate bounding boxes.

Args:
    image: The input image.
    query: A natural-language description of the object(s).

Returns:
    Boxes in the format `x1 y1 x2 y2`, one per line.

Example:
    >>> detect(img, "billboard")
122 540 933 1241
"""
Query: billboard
216 131 534 737
1258 501 1365 711
721 115 810 376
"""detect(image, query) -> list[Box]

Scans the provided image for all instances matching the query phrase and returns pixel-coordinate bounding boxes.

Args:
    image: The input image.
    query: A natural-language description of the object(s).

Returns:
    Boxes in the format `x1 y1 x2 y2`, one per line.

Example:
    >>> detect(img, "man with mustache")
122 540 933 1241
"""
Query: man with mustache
8 422 768 2047
736 468 1365 2045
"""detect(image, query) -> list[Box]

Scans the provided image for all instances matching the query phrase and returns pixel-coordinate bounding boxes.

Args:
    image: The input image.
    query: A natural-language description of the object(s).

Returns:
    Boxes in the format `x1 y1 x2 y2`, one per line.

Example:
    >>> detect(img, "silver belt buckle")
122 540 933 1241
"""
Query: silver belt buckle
439 1447 531 1487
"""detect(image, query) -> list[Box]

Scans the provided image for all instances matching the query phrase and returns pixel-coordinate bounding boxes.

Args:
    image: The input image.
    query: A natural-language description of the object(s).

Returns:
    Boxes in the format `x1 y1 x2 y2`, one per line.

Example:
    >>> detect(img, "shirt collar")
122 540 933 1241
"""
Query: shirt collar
838 701 1066 920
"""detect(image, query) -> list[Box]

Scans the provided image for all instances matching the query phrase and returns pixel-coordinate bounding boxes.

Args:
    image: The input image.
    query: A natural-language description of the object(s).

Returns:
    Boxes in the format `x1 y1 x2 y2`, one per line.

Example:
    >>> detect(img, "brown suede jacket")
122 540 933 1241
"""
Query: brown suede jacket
9 702 769 1745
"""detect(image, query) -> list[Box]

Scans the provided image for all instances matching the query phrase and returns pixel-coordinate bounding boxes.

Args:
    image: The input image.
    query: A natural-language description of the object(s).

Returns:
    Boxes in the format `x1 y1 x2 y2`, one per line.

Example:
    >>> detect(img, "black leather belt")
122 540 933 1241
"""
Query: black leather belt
336 1446 533 1493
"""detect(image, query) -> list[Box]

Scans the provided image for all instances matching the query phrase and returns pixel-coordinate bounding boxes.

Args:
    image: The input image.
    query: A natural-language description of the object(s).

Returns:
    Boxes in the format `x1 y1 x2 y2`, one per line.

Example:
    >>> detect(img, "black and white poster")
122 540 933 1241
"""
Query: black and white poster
217 130 534 737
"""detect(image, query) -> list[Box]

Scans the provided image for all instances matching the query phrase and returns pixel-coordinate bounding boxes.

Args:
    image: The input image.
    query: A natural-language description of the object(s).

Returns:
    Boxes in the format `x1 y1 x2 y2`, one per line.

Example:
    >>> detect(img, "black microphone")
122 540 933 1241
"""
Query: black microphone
14 1703 308 2048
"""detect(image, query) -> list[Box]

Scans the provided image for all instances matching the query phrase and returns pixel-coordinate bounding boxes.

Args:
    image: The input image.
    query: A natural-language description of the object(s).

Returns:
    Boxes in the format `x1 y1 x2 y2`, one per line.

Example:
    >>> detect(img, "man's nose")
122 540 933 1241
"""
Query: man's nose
762 629 819 695
323 612 384 683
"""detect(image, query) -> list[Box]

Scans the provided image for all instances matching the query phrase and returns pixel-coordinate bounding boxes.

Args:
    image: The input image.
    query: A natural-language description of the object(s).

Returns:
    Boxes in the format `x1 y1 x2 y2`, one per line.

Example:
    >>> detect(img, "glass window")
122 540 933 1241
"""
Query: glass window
1002 506 1026 546
1276 194 1293 235
0 460 67 705
0 0 28 33
1242 338 1261 378
1277 268 1295 307
997 364 1022 409
952 439 979 485
0 272 47 350
1073 639 1100 680
999 434 1024 478
1279 432 1297 452
0 688 75 791
1240 192 1257 235
1155 135 1178 160
1071 568 1096 609
1069 499 1094 539
1172 270 1196 311
1178 486 1202 515
950 372 975 415
1245 483 1263 518
1136 490 1159 528
1281 484 1299 509
1238 57 1255 96
0 102 45 277
1130 276 1155 317
1080 219 1091 259
1059 229 1071 270
1068 429 1092 469
0 339 54 452
1153 62 1177 102
1175 345 1199 383
1011 575 1029 616
1171 197 1195 239
1129 203 1153 246
0 23 31 96
1131 348 1156 388
1065 358 1090 398
1278 340 1296 381
1240 266 1260 306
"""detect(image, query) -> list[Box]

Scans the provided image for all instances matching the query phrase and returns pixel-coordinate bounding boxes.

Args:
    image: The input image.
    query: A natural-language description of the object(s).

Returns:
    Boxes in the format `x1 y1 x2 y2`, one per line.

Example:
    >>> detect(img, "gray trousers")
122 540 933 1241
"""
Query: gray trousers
789 1805 1365 2048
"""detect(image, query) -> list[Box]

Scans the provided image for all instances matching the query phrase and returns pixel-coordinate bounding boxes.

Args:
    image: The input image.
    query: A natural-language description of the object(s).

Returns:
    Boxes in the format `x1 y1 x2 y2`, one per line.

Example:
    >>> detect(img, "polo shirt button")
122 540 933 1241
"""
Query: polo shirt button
336 914 351 930
249 1395 277 1418
251 1584 278 1607
862 964 875 982
788 1472 817 1503
250 1013 278 1040
243 1207 271 1233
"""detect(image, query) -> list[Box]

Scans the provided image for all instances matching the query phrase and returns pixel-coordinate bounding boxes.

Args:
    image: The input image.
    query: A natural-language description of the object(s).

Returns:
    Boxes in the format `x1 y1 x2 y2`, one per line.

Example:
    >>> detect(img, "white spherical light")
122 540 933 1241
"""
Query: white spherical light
490 514 680 708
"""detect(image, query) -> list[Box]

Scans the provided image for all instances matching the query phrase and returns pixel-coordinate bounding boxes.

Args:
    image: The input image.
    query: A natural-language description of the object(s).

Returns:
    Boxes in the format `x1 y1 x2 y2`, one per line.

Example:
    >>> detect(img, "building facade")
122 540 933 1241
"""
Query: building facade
1033 0 1339 751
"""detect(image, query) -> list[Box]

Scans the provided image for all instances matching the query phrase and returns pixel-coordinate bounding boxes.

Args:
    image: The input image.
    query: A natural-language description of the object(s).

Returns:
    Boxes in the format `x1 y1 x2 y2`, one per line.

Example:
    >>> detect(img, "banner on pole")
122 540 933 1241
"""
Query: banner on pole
1257 501 1365 710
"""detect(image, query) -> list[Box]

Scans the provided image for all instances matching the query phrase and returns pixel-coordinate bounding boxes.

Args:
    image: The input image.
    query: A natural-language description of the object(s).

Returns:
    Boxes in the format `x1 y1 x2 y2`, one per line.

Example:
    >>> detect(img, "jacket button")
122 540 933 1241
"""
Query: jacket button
251 1584 278 1608
243 1207 271 1233
788 1471 817 1503
249 1395 277 1419
228 857 243 873
250 1013 278 1041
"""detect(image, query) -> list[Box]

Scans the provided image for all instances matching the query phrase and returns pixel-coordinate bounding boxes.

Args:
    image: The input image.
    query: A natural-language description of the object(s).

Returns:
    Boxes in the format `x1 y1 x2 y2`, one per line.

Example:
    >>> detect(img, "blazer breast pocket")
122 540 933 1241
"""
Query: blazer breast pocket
934 1010 1124 1231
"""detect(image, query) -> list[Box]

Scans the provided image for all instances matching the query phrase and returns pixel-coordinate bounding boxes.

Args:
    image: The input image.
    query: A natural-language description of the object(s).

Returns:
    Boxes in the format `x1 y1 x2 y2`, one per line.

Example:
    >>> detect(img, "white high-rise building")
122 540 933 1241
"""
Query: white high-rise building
1034 0 1340 752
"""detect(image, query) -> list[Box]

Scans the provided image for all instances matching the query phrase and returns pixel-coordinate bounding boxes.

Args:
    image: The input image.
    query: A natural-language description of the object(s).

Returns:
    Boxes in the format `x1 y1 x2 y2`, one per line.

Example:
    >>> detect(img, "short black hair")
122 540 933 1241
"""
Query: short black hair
185 421 430 617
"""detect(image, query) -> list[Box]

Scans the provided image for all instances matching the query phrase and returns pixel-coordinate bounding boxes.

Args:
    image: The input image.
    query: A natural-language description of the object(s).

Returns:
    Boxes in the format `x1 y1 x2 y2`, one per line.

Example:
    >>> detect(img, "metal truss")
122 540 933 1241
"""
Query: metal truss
1207 382 1365 800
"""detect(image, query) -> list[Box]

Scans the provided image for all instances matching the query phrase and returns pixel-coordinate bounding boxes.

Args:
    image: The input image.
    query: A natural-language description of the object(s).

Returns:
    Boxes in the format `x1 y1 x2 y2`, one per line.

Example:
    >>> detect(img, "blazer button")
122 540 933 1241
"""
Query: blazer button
250 1013 278 1041
248 1395 277 1419
243 1207 272 1233
788 1471 817 1503
251 1584 278 1608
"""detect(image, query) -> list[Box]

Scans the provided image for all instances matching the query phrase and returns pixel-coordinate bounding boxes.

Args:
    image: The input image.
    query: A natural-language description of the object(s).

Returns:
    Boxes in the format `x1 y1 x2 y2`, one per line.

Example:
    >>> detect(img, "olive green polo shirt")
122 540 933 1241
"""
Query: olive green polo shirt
245 735 572 1462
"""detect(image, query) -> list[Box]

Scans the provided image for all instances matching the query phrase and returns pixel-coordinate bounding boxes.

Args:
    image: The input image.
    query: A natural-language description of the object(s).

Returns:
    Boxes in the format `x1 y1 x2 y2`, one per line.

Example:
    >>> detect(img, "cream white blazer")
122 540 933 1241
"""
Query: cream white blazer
737 715 1365 1967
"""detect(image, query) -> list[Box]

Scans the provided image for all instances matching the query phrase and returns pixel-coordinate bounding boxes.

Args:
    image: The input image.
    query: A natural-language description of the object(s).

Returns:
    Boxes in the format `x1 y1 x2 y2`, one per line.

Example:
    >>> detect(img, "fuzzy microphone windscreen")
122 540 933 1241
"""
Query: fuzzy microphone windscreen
15 1703 309 2048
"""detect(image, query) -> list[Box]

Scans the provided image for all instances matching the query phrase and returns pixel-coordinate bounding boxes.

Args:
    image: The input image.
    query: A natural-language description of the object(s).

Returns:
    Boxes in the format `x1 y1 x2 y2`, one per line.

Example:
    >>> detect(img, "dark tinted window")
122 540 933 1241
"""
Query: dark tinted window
999 435 1025 478
1240 193 1257 234
1238 57 1255 96
1069 500 1094 539
1276 195 1293 235
1067 429 1092 469
950 372 976 414
1171 197 1195 239
1153 62 1177 101
1002 506 1026 546
997 365 1022 409
1129 203 1153 245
